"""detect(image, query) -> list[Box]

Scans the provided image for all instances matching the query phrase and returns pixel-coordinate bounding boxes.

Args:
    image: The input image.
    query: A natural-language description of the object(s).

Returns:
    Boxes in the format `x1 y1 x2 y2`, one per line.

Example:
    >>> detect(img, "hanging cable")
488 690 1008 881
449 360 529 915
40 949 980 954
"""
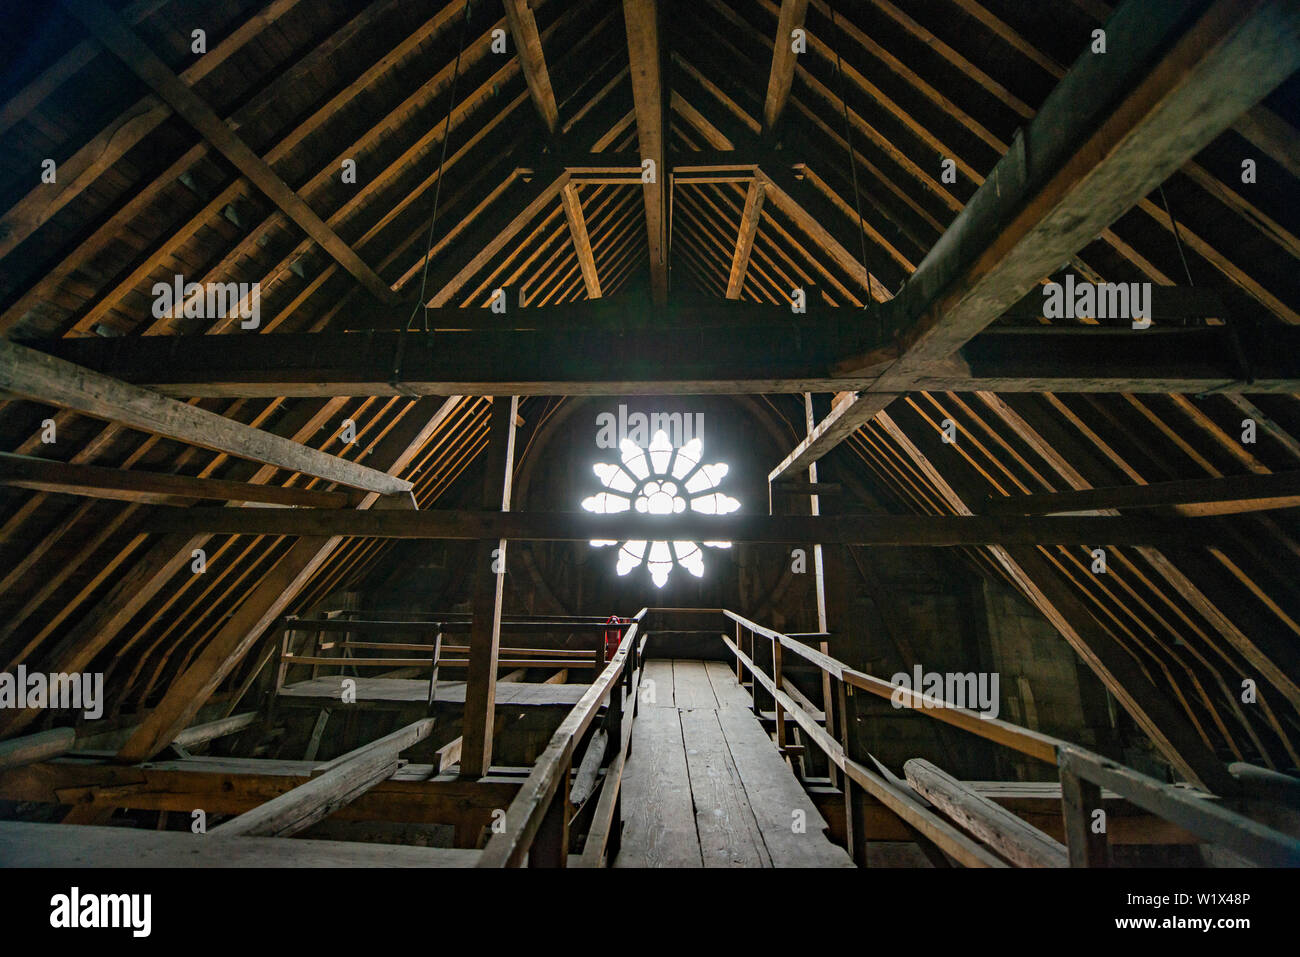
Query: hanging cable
392 0 475 385
829 5 877 324
1157 183 1195 287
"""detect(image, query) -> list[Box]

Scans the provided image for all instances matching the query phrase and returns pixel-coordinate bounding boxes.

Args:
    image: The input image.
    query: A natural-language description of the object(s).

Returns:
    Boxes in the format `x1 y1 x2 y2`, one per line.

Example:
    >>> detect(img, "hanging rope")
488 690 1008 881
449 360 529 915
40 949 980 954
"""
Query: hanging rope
829 5 877 322
393 0 475 385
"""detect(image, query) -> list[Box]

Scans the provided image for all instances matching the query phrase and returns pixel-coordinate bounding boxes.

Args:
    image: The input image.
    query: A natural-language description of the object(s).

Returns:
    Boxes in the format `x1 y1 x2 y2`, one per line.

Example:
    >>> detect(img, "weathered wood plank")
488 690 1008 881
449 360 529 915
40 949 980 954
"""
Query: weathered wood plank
903 759 1068 868
615 707 701 867
639 659 676 707
212 719 435 838
679 708 770 867
671 660 719 711
0 821 478 867
715 707 853 867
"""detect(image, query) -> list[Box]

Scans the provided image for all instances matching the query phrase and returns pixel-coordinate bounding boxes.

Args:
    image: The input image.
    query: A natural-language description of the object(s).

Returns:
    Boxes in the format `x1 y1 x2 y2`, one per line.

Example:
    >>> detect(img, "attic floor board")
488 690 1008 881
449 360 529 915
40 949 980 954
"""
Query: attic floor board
0 821 481 867
614 660 854 868
277 676 586 707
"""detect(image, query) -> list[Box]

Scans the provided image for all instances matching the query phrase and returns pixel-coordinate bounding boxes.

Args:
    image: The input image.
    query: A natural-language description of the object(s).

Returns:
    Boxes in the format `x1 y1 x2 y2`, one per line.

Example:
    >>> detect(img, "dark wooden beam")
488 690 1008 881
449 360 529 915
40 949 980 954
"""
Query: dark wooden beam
28 321 1299 398
762 0 809 134
0 451 356 509
0 340 411 495
461 396 519 779
60 0 395 303
139 507 1206 548
770 0 1300 481
988 470 1300 517
624 0 668 304
504 0 560 135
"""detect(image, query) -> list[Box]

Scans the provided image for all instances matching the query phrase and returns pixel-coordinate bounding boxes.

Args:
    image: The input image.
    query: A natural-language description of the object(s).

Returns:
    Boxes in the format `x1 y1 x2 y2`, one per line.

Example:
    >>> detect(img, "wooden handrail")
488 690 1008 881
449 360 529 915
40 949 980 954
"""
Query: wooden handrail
724 609 1063 763
281 655 594 670
479 608 648 867
720 609 1300 869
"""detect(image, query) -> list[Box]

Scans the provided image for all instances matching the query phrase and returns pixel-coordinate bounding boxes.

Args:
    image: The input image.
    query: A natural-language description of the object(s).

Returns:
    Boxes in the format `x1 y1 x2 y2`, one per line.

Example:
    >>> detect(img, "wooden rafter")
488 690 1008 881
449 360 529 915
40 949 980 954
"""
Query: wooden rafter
762 0 810 135
624 0 669 304
561 183 602 298
60 0 396 304
504 0 560 135
725 179 766 298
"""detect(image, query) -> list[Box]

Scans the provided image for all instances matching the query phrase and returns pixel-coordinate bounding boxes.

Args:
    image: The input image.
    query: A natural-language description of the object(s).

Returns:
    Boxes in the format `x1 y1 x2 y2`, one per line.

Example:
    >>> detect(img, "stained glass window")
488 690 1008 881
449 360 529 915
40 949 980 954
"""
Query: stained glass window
582 429 738 587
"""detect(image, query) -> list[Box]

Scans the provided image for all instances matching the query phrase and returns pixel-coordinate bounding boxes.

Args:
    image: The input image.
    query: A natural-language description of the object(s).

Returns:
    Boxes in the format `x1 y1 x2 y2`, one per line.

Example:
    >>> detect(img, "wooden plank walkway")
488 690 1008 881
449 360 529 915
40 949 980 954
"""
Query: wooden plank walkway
615 660 853 868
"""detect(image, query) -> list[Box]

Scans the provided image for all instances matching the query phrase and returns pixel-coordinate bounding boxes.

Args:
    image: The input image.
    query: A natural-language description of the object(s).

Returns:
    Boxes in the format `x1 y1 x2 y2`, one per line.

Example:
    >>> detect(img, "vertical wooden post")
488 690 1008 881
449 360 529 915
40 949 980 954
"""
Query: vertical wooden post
529 758 571 867
773 636 787 751
804 393 828 635
820 639 838 788
734 620 744 683
1060 766 1112 867
605 671 625 862
427 628 442 711
275 624 290 692
461 396 519 779
837 679 866 867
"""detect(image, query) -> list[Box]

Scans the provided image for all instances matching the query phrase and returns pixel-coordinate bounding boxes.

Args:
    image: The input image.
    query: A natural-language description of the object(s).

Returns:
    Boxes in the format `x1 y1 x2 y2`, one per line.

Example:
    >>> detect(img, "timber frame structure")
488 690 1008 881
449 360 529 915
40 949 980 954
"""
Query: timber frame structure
0 0 1299 871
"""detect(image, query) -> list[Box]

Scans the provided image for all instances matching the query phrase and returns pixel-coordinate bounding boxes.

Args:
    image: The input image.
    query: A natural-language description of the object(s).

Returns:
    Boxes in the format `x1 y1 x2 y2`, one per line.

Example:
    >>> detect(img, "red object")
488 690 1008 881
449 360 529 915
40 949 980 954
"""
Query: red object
604 615 629 661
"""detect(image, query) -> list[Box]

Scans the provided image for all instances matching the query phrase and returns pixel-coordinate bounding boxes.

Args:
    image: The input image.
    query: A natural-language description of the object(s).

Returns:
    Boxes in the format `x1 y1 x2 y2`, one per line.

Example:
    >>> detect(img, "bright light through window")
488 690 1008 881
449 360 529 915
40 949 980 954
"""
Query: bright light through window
582 429 738 588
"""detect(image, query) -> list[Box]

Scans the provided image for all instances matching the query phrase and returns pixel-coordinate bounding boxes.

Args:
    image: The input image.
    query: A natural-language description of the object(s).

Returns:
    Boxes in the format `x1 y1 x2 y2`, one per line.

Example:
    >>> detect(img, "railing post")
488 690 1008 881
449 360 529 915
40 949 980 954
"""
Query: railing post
426 627 442 712
820 639 837 788
529 757 571 868
734 620 744 683
773 636 787 752
605 674 625 863
1060 764 1111 867
837 679 866 867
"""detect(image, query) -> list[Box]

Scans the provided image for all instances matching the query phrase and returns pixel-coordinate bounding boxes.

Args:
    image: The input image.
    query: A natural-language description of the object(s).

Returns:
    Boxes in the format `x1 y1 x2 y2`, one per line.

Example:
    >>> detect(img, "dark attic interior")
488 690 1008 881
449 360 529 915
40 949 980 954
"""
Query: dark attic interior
0 0 1299 876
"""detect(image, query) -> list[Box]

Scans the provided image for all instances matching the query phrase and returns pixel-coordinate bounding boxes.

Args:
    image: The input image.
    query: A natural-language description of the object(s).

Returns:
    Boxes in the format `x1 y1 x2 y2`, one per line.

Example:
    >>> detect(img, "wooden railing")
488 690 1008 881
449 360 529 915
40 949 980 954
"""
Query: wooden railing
478 608 647 867
722 609 1300 868
274 614 629 698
